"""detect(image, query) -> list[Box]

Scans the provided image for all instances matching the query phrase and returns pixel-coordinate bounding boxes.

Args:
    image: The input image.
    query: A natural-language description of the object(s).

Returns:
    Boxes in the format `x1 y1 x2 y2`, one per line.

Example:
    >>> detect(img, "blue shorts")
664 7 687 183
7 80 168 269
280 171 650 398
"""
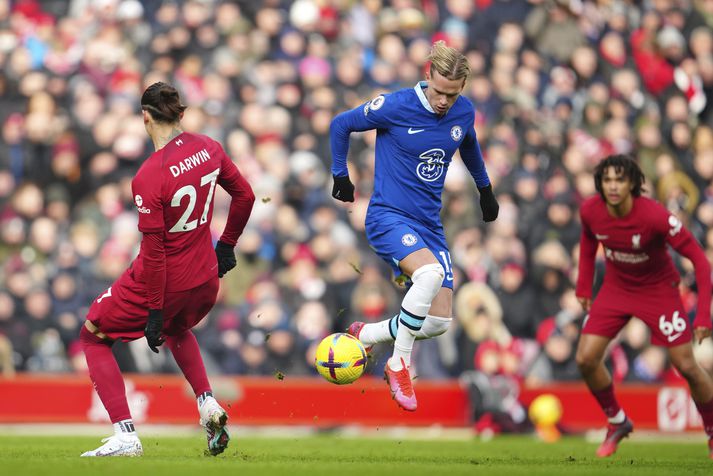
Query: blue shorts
364 210 454 289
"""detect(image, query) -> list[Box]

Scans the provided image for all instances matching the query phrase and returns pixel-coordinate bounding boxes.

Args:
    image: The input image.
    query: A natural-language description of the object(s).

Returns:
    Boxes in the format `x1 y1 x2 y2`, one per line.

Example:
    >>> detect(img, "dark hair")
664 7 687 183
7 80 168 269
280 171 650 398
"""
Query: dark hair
140 82 187 123
593 154 645 199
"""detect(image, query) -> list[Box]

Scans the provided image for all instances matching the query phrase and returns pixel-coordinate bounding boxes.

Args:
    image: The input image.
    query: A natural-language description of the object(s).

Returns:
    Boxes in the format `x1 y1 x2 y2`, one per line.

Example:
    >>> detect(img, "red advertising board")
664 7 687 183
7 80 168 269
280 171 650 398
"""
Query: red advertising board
0 375 703 432
520 383 703 432
0 374 469 427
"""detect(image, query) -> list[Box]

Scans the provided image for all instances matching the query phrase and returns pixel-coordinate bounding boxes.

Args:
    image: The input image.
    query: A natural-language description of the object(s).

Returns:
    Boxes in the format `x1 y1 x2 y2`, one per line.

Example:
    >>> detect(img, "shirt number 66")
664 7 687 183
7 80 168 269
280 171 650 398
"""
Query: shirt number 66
658 311 687 337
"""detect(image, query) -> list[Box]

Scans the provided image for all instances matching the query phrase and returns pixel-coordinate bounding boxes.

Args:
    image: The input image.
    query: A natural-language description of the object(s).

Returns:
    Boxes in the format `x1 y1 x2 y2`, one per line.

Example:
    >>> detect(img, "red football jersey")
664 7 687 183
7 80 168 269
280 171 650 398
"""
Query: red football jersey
129 132 252 294
577 195 712 326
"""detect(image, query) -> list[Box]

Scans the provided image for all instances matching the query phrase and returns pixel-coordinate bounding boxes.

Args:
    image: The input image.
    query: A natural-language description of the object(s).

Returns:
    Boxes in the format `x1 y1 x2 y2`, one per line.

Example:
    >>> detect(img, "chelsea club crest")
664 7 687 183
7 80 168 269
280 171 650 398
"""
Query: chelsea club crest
450 125 463 141
401 234 418 246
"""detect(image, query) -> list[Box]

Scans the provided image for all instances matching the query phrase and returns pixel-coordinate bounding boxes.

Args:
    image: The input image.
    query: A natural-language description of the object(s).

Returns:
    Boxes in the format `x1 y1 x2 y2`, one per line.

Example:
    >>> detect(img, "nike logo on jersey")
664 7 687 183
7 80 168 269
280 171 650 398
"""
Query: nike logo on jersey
595 234 609 240
667 332 683 343
407 127 425 134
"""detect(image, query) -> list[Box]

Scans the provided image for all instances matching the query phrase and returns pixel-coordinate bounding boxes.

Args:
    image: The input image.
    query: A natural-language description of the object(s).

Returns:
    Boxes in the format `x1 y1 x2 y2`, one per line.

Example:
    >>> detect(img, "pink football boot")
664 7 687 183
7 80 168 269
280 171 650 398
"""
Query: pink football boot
384 358 417 412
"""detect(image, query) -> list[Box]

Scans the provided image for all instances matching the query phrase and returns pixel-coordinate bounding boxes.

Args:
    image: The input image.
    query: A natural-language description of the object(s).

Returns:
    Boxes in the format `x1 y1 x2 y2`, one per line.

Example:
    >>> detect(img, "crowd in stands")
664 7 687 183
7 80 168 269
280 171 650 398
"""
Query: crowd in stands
1 0 713 397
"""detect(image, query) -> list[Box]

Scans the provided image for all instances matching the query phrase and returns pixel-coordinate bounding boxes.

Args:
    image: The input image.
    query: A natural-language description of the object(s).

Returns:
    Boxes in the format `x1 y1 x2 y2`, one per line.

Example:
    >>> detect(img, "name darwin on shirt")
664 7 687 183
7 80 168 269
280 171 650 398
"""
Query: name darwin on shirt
169 148 212 177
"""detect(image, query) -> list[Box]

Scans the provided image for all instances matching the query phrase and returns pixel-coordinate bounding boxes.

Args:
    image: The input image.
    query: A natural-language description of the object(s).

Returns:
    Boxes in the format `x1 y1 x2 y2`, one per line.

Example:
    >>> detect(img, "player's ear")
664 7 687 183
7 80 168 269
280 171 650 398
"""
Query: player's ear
425 69 431 81
142 110 150 125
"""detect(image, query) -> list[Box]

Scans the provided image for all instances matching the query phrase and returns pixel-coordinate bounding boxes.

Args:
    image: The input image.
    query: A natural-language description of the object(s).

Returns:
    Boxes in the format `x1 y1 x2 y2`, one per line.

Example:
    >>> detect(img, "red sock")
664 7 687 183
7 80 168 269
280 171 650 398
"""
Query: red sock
79 326 131 423
590 383 622 419
165 330 211 397
695 398 713 438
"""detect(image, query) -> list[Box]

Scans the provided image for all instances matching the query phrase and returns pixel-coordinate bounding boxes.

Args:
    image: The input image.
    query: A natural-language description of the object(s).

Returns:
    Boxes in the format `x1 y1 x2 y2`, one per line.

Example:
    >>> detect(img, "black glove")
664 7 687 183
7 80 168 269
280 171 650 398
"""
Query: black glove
332 174 355 202
144 309 165 353
478 184 499 222
215 240 237 278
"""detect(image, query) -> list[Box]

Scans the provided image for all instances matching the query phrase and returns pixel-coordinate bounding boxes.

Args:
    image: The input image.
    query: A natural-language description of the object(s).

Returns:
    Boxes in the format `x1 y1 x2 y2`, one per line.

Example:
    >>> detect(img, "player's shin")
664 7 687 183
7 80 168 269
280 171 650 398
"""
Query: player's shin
694 398 713 440
80 326 131 423
80 325 142 457
390 263 444 369
165 331 211 396
590 383 625 423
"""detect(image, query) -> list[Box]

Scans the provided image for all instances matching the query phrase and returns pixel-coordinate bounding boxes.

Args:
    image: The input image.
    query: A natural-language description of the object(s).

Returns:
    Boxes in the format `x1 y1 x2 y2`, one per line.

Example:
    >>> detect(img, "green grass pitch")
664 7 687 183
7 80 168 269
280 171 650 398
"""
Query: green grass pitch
0 434 710 476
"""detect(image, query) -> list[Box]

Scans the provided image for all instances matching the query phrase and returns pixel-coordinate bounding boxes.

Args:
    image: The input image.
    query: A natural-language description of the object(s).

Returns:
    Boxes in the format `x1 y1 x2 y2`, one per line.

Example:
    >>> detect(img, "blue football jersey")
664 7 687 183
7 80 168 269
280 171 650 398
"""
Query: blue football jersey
331 81 490 226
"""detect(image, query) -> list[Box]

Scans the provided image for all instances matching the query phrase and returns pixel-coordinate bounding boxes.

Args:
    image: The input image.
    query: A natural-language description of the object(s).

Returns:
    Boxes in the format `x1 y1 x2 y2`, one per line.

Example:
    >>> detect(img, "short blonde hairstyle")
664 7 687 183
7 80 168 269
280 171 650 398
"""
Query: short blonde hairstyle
428 40 470 81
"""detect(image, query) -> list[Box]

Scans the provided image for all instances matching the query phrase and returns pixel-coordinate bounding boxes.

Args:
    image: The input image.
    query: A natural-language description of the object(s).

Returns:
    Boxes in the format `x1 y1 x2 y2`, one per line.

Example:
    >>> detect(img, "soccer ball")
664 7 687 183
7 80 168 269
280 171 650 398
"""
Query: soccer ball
314 333 367 384
528 393 563 427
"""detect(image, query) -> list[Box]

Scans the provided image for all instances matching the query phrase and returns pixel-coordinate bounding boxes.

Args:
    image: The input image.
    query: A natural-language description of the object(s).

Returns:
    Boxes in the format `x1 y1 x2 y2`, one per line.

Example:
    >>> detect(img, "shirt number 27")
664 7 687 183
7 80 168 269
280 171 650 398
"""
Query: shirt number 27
169 168 220 233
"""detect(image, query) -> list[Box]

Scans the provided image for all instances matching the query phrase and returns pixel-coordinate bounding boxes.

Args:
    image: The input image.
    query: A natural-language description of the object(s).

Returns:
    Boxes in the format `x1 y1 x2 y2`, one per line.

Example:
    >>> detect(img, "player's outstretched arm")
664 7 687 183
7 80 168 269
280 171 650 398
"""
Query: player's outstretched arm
329 110 360 203
575 208 598 303
329 96 389 203
666 217 713 342
141 231 167 353
215 147 256 278
460 122 498 222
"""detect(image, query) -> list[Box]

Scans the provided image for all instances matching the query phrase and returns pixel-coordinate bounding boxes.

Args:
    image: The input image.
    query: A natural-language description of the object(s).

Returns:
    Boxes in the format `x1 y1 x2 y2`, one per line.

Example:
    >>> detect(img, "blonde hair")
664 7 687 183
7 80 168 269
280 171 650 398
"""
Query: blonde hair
428 40 470 81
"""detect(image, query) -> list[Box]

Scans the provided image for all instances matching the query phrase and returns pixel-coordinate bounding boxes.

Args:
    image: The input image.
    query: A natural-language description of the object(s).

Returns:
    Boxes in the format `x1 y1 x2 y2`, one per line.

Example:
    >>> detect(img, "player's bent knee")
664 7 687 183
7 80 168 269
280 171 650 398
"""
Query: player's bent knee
411 263 445 295
575 353 599 374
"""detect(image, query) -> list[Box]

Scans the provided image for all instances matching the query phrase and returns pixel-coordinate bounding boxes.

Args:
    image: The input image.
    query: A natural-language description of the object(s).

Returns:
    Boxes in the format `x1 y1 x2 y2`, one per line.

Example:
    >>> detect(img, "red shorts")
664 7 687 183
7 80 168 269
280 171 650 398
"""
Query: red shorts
582 282 692 347
87 270 220 341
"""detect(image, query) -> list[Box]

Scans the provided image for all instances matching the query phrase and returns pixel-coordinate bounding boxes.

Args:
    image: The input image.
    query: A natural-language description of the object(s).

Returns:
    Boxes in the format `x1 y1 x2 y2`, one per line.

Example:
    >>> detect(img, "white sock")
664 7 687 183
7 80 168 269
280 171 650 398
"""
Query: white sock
361 314 452 345
608 409 626 425
197 390 214 408
391 323 415 370
113 419 137 437
359 318 395 345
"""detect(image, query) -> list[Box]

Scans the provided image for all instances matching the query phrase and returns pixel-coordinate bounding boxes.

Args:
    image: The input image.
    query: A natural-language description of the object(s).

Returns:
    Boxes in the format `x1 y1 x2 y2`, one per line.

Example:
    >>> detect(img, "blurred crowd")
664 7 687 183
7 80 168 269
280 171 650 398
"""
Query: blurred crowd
1 0 713 402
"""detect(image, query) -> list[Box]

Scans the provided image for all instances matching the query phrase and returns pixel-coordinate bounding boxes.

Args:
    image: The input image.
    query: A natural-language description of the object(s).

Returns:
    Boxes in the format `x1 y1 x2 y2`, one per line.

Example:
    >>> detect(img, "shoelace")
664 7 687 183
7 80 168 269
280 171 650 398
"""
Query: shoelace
394 367 413 397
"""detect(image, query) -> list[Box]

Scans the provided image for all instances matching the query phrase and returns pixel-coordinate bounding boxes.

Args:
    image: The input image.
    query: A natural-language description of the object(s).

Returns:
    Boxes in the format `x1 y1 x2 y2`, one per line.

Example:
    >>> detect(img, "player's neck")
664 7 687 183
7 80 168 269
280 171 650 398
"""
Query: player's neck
150 124 184 151
606 196 633 218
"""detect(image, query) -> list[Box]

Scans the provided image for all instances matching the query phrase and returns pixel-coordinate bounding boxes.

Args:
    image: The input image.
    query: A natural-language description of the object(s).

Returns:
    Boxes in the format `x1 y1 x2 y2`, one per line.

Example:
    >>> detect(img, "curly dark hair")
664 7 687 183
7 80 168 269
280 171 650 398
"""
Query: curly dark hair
593 154 646 200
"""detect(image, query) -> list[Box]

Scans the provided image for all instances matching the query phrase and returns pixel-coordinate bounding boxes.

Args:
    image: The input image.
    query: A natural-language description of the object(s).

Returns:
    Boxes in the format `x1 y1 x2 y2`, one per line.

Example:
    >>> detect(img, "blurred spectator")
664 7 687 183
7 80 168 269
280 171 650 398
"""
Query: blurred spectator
0 0 711 385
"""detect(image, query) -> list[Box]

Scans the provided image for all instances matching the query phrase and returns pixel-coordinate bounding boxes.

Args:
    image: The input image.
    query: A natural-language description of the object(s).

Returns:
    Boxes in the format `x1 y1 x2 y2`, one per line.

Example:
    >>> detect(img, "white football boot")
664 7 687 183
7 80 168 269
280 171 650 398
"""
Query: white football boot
198 396 230 456
80 433 143 457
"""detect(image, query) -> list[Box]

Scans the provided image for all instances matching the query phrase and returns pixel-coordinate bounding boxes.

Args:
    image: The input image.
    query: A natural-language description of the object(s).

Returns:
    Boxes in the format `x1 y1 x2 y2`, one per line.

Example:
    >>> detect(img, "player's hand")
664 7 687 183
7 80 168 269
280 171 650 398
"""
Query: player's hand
478 184 499 222
332 174 355 202
144 309 165 353
215 240 236 278
577 296 591 311
694 326 712 344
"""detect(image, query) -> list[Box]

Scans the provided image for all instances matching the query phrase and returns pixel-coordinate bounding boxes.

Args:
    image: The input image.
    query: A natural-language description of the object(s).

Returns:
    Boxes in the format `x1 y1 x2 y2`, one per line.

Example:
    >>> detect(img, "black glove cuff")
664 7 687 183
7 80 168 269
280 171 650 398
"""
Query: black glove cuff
148 309 163 321
477 184 494 197
215 241 233 252
333 174 351 184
